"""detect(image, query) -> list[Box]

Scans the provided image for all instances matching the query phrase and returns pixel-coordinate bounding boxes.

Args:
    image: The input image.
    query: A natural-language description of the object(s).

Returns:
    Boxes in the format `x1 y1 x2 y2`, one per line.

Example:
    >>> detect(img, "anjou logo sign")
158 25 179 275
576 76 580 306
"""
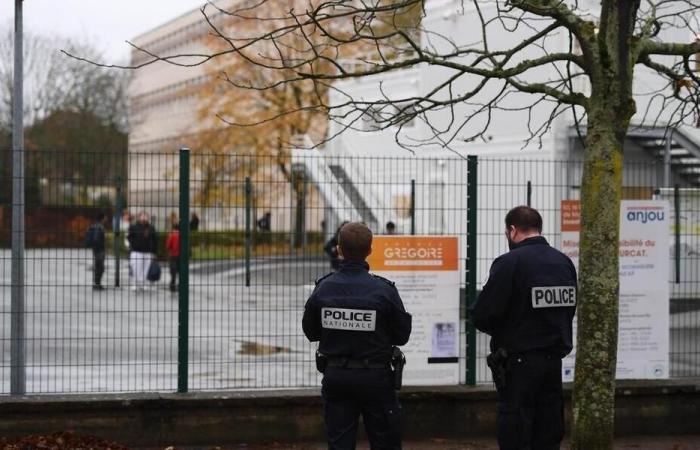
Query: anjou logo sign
626 209 665 224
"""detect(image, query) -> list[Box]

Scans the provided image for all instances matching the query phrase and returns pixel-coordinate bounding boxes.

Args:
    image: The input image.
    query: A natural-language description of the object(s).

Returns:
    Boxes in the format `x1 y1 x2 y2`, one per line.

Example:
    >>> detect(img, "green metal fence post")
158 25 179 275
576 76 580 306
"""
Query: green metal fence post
674 184 680 284
245 177 252 287
114 176 123 288
466 156 478 386
302 173 308 251
10 0 26 396
177 147 191 393
527 180 532 207
290 171 297 249
410 179 416 235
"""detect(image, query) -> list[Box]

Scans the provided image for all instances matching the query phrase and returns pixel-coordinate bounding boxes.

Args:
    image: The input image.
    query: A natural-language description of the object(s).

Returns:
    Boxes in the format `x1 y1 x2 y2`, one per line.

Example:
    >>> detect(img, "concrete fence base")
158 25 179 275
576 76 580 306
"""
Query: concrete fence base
0 379 698 447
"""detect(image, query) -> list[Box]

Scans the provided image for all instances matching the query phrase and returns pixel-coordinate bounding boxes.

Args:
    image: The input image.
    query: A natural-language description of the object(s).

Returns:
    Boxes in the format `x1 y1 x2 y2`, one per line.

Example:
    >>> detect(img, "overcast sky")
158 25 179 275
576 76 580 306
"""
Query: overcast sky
0 0 206 63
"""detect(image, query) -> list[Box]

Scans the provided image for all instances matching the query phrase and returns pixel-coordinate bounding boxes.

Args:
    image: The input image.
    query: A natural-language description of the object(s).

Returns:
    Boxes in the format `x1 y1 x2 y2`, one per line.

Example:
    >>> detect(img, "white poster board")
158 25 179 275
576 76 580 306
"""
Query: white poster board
367 236 460 385
654 188 700 297
560 200 670 381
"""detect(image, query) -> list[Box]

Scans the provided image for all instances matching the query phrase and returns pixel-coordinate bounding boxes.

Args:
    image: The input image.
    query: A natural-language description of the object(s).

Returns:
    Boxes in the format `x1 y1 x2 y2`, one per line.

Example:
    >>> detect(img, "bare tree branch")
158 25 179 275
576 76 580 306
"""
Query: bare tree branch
639 39 700 57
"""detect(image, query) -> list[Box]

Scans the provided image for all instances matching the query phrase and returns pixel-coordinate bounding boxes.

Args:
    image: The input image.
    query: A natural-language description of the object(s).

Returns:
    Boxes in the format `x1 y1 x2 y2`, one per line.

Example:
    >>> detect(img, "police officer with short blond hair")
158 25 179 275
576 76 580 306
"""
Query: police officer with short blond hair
303 222 412 450
470 206 577 450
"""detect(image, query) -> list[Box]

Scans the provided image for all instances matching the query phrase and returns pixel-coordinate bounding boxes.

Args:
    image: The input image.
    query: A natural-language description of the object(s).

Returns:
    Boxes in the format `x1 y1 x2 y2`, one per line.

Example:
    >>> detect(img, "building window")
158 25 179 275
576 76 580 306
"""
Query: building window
427 178 445 234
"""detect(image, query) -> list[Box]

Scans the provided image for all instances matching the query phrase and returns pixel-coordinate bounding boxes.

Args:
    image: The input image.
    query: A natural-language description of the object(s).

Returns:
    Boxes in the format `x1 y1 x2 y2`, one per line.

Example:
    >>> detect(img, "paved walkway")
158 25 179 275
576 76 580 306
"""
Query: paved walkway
222 436 700 449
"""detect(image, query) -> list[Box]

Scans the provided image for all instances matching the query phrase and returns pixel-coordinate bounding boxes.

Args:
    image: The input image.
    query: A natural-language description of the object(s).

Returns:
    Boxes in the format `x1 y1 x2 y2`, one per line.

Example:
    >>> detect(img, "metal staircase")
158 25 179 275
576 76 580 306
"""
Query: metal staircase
626 125 700 187
327 164 379 229
291 151 361 221
291 134 389 233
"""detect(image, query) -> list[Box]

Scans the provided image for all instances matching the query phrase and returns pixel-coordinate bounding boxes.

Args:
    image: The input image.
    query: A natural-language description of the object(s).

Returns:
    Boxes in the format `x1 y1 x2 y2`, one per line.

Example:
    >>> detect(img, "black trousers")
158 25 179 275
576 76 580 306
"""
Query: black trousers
169 256 179 288
93 251 105 286
322 367 401 450
496 352 564 450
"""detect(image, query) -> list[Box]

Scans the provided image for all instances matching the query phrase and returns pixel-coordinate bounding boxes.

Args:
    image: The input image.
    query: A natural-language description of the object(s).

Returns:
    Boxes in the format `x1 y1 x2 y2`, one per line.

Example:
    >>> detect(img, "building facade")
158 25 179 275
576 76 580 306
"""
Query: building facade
127 0 323 232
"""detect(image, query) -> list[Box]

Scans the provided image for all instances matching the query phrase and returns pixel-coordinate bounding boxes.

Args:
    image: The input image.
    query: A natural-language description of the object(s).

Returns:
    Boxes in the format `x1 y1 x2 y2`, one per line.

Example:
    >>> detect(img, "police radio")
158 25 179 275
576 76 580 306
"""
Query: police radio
390 346 406 390
315 350 328 374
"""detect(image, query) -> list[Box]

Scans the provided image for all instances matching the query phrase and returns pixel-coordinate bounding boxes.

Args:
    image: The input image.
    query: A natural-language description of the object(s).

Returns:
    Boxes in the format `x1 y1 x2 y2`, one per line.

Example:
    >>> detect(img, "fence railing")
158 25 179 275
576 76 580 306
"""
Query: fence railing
1 149 698 394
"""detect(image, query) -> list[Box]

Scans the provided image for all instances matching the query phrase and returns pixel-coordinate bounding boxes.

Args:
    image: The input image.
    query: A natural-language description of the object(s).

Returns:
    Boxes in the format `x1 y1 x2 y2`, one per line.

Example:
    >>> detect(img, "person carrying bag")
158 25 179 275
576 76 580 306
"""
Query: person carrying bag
147 257 161 283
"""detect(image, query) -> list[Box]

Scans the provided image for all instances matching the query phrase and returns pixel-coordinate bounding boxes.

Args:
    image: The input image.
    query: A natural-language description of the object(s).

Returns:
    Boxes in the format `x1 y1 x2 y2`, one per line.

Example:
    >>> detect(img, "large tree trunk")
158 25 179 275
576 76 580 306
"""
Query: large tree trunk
572 108 625 450
572 2 640 446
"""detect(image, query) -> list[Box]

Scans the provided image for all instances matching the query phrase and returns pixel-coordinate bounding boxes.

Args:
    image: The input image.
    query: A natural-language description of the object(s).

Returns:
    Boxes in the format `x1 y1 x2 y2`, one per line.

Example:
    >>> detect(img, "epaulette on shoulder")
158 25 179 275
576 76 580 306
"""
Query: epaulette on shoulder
371 273 396 287
315 272 335 286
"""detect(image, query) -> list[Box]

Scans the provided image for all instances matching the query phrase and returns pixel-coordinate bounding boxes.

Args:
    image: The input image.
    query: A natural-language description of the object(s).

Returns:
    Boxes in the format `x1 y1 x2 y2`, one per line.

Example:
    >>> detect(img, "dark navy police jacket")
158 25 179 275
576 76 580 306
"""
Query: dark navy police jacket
303 260 412 362
470 236 577 357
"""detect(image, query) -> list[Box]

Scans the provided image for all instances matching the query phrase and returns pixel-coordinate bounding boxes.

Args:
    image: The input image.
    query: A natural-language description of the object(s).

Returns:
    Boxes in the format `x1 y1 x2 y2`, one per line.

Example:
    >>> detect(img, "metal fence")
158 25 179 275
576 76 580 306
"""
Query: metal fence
0 150 698 394
474 158 700 383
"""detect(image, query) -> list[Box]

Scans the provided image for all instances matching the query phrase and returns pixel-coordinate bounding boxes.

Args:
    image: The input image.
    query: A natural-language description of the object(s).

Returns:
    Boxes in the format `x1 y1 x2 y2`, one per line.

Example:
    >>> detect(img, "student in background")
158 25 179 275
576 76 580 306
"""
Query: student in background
165 223 181 292
127 212 158 291
189 212 200 231
86 212 108 291
323 221 349 271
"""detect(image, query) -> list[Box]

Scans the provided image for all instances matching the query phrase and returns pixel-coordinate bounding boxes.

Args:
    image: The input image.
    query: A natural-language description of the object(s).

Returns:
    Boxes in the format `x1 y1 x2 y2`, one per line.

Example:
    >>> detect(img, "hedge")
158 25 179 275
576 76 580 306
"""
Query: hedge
106 230 325 260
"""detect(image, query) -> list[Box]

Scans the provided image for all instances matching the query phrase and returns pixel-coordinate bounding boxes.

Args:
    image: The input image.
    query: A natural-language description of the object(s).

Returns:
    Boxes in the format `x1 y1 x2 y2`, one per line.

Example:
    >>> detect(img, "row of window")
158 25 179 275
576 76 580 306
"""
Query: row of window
130 75 211 115
131 10 229 66
129 133 198 154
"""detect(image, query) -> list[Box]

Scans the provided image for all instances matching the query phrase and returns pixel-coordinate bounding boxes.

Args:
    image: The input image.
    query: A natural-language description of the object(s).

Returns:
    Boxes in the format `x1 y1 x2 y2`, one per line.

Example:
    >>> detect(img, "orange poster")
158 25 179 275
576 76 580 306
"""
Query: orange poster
561 200 581 232
368 235 461 385
367 236 459 271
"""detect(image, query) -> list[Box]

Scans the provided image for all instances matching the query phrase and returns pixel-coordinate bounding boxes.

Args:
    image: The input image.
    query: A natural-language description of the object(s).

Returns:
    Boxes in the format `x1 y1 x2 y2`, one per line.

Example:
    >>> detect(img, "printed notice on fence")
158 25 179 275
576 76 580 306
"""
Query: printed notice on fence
367 236 460 385
560 200 669 381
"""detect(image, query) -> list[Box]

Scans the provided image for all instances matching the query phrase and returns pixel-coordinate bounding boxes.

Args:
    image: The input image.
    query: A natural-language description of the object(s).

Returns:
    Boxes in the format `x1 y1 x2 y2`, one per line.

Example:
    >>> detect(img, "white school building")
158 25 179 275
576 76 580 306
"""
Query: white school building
129 0 700 288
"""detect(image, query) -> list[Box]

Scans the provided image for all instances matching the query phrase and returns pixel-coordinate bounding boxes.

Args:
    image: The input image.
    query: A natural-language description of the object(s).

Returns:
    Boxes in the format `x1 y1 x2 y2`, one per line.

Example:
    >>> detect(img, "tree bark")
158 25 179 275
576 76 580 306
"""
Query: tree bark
572 108 624 450
572 1 641 446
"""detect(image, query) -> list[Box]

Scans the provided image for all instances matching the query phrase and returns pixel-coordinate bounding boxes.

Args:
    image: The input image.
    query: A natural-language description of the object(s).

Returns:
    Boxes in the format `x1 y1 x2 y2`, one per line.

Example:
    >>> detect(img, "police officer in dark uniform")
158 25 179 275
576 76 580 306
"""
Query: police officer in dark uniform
470 206 577 450
303 222 412 450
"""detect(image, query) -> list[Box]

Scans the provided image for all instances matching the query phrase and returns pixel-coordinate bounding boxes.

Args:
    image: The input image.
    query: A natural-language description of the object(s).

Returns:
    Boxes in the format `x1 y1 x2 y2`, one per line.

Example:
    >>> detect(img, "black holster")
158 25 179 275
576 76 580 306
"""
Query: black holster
390 346 406 390
486 348 508 390
315 350 328 374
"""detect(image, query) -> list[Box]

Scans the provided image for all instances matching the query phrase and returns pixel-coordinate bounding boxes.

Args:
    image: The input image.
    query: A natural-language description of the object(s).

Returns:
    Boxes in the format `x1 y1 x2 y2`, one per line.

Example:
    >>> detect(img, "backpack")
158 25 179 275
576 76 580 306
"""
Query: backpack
85 225 97 248
147 259 162 282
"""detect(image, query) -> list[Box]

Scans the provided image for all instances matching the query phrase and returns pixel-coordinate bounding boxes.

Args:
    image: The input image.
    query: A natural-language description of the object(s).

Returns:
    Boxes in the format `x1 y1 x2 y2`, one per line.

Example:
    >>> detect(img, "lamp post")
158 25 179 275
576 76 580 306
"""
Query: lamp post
10 0 25 395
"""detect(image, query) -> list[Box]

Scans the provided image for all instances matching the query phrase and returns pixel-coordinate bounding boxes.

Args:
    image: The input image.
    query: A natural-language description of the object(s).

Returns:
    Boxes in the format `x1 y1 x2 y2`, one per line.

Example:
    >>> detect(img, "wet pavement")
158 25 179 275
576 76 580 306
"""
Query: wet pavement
198 436 700 449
